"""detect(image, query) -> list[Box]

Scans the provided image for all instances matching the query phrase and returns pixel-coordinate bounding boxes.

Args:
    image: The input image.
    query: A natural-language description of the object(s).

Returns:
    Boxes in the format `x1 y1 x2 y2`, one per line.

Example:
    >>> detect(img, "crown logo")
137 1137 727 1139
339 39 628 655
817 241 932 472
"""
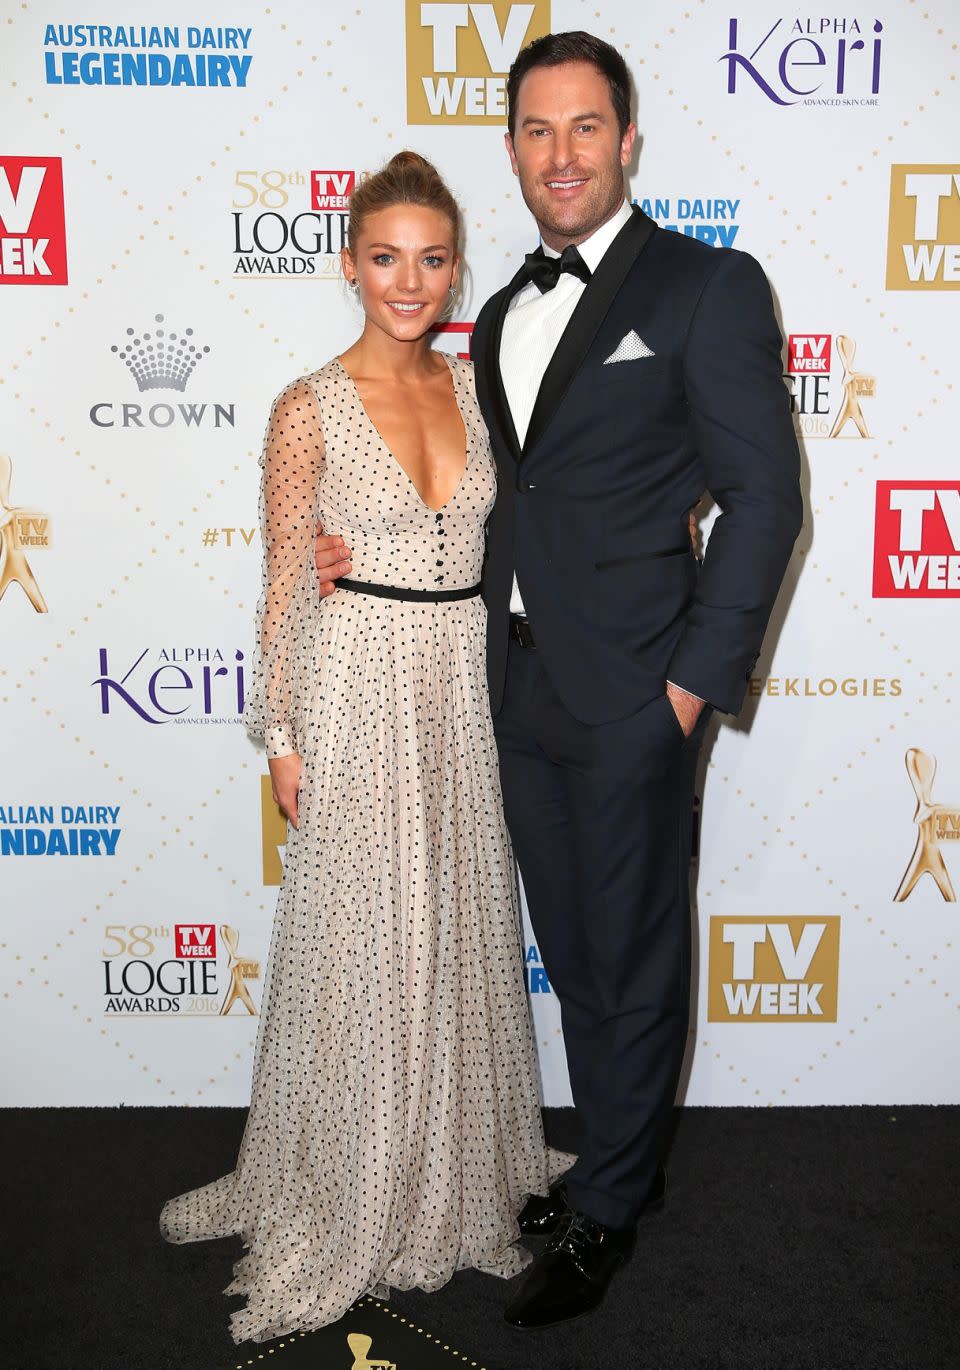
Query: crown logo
111 313 210 393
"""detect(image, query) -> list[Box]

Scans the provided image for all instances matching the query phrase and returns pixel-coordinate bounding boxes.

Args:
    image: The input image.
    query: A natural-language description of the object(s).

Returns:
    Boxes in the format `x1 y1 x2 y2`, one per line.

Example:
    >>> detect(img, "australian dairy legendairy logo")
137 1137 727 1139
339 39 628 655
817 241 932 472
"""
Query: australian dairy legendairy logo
0 803 122 856
635 195 741 248
42 23 253 87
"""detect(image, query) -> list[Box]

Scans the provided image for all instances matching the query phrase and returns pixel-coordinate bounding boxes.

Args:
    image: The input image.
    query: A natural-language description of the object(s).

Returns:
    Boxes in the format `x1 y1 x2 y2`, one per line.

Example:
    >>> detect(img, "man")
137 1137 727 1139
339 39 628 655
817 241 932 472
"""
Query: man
317 29 802 1330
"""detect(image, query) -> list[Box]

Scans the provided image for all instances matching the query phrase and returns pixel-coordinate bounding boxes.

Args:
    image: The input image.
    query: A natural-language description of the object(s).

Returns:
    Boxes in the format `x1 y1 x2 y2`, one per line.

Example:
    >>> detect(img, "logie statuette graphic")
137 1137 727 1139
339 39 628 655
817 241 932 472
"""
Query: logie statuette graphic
219 924 260 1015
895 749 959 902
0 452 50 613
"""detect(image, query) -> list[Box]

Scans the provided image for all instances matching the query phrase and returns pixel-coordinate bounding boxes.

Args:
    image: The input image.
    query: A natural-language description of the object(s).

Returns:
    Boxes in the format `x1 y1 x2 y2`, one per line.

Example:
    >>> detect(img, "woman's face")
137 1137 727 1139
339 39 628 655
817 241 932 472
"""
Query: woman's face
343 204 459 342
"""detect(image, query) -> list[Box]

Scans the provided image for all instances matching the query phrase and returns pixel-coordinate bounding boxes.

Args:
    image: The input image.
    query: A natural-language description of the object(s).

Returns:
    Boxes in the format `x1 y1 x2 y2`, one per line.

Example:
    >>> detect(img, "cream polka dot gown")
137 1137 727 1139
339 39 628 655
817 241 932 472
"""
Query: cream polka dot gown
159 354 552 1344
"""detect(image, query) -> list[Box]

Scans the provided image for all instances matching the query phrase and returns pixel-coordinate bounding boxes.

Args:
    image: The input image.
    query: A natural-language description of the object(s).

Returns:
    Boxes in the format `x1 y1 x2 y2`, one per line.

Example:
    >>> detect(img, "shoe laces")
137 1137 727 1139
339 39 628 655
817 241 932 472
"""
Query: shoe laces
546 1210 605 1259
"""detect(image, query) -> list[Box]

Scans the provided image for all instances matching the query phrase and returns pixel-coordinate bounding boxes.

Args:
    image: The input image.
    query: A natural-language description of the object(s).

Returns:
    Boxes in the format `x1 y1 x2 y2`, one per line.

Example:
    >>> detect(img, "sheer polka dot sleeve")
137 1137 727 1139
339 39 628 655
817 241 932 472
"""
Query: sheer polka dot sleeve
243 379 325 759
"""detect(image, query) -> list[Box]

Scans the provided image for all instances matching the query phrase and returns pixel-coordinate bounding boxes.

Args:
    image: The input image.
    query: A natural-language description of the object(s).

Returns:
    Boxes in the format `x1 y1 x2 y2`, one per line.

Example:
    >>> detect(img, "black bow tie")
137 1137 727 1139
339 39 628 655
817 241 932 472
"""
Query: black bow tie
522 244 592 294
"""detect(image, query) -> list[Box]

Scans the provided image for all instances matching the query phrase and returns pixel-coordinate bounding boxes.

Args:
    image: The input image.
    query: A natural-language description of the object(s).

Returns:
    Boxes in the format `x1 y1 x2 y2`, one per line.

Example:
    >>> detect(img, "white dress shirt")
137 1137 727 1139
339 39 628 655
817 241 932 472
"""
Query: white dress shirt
500 199 633 614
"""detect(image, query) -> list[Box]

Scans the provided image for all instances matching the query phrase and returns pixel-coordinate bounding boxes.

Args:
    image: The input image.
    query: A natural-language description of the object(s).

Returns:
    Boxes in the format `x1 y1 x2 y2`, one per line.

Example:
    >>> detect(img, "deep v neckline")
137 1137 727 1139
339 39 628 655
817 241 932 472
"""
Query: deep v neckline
334 353 469 515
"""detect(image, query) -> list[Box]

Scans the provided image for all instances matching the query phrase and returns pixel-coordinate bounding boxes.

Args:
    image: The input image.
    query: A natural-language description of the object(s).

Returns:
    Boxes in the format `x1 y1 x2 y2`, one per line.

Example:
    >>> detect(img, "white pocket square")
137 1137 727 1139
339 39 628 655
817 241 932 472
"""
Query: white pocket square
603 330 655 364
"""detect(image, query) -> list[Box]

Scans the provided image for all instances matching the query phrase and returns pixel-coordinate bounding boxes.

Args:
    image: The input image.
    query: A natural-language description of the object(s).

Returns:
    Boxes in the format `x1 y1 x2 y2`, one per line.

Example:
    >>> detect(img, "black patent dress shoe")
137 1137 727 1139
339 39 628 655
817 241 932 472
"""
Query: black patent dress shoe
504 1210 635 1329
516 1164 666 1238
516 1182 570 1236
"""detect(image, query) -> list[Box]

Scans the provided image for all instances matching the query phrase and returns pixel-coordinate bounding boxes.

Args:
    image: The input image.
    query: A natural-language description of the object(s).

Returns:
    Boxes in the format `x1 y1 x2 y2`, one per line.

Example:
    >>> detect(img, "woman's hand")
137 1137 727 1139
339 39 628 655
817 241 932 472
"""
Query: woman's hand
269 753 302 829
315 521 352 598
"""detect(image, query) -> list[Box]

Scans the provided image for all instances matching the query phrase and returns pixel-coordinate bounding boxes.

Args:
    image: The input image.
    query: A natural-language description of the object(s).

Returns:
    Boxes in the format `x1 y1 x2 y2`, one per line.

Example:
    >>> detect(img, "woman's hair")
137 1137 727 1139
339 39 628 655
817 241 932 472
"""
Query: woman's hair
347 150 462 254
507 30 633 139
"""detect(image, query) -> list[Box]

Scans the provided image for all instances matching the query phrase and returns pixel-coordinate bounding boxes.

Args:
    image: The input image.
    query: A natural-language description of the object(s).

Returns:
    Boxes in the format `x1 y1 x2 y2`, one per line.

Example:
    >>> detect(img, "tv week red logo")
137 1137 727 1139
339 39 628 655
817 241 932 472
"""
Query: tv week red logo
0 157 68 284
174 924 217 959
873 481 960 597
310 170 355 210
787 334 832 374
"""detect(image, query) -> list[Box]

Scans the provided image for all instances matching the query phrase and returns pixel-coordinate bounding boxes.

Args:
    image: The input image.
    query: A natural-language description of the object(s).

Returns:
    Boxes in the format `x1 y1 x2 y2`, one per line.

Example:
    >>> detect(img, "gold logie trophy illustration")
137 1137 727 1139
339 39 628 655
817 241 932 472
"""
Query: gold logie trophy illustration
0 452 49 612
347 1332 396 1370
829 335 875 438
894 749 959 903
219 924 260 1015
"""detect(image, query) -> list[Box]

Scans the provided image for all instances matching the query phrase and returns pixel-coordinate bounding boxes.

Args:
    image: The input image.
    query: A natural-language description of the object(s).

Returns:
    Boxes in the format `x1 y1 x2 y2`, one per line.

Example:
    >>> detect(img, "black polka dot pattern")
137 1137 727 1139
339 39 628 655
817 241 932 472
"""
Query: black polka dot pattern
159 354 555 1344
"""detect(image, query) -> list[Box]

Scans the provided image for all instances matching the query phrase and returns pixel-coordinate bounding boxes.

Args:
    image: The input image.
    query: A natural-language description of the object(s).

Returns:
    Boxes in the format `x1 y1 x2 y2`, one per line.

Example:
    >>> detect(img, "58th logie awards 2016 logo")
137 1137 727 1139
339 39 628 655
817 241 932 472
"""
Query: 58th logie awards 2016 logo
0 156 68 284
886 165 960 291
0 452 50 613
406 0 550 124
88 313 236 431
785 332 875 440
101 923 259 1015
232 168 355 278
894 750 958 903
708 917 841 1022
873 481 960 598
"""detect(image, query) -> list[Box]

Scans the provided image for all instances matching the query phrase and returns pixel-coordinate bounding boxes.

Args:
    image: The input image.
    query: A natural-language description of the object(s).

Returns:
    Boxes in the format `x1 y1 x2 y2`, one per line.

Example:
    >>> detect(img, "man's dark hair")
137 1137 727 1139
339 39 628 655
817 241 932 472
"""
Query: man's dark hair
506 30 633 139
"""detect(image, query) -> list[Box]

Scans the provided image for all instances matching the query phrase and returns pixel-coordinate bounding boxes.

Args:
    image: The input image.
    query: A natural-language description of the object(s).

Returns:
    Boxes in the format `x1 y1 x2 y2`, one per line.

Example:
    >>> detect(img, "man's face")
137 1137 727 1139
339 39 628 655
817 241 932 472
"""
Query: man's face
505 60 636 249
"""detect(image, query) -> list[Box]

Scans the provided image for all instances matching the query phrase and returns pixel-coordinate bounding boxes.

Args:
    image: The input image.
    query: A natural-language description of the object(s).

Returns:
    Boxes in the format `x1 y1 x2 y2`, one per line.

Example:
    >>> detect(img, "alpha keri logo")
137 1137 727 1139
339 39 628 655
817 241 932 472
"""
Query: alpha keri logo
405 0 550 124
92 646 246 724
895 750 959 903
720 16 882 106
873 482 960 597
785 332 876 440
886 166 960 291
707 917 841 1022
0 157 68 284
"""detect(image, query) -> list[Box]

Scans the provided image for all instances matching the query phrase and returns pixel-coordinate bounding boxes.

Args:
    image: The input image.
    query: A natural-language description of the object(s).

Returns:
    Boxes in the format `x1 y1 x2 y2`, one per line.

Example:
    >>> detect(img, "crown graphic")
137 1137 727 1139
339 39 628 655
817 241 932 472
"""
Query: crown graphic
111 313 210 393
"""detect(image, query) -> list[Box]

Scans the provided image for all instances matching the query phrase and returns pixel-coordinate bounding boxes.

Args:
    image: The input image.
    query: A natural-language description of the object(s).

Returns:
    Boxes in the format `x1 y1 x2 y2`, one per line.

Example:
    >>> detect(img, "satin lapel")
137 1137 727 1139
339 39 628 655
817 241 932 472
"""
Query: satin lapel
522 206 658 459
482 263 528 464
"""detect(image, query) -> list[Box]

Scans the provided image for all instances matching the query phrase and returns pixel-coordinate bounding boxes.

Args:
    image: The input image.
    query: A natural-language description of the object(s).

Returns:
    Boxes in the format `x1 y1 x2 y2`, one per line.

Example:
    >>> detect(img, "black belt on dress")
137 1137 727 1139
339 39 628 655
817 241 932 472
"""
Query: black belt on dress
509 614 537 649
338 577 482 603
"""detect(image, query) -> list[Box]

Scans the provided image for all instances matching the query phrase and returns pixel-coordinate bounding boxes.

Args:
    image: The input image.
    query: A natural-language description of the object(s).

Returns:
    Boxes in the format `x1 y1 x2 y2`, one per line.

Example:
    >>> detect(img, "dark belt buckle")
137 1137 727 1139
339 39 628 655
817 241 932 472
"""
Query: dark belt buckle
511 615 537 650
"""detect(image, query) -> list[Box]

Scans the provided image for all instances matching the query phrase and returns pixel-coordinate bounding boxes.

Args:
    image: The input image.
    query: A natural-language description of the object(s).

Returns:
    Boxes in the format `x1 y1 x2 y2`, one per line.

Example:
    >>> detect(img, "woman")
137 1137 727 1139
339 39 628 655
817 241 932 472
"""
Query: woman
160 152 553 1343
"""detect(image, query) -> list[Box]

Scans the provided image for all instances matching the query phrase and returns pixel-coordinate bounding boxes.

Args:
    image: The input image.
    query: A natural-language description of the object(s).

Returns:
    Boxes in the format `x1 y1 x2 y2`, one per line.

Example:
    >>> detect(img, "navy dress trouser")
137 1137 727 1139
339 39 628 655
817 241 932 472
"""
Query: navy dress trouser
494 637 707 1229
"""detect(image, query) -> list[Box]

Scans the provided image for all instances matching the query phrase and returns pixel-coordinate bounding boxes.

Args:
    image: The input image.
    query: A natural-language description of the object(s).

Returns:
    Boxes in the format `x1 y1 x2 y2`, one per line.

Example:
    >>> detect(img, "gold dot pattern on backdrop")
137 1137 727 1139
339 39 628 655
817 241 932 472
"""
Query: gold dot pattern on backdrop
2 1 956 1119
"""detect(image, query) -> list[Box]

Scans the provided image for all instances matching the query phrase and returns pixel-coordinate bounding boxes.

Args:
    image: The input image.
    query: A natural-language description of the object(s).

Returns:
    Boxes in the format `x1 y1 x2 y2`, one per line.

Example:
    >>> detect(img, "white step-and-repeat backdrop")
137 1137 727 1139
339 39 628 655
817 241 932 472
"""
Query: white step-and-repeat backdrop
2 1 957 1107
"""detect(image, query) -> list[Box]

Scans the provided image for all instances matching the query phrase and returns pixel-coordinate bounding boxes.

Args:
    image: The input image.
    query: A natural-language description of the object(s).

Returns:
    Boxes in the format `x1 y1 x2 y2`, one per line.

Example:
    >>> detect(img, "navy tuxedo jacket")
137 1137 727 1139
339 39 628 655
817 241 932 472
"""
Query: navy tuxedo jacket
472 205 803 722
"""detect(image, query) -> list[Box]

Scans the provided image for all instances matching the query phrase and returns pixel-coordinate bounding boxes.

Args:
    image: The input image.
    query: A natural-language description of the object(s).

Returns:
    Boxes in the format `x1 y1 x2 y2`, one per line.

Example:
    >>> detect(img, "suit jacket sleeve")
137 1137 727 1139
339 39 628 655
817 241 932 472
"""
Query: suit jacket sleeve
666 250 803 715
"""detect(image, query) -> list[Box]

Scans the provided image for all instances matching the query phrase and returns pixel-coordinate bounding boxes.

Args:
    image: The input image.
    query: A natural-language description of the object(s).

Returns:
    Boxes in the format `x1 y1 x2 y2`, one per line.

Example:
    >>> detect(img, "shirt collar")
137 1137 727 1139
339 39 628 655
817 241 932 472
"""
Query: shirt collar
540 198 633 271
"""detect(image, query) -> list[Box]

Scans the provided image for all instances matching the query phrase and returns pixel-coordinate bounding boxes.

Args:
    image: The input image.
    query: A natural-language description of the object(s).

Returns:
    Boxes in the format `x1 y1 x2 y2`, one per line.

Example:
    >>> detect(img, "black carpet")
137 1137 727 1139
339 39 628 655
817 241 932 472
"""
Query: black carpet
4 1106 958 1370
